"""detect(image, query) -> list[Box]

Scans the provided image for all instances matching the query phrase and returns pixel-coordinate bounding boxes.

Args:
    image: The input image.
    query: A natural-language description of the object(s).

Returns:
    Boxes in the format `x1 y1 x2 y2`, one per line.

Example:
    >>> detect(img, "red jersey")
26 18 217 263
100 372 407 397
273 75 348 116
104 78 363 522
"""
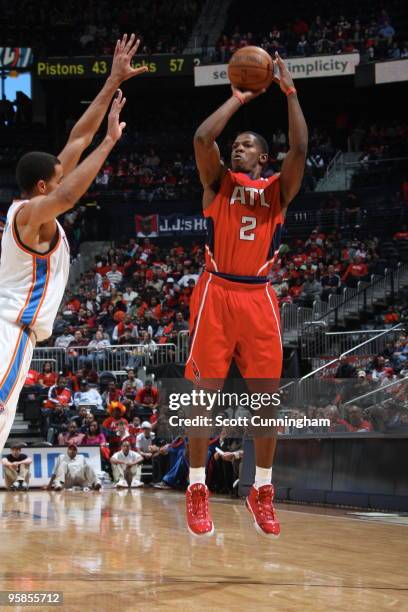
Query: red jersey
204 171 283 277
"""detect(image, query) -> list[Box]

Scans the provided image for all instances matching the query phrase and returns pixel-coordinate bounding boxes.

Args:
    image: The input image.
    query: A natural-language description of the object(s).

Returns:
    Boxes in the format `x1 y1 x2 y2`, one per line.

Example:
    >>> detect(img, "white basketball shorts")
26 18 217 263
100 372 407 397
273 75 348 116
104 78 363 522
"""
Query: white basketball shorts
0 320 35 452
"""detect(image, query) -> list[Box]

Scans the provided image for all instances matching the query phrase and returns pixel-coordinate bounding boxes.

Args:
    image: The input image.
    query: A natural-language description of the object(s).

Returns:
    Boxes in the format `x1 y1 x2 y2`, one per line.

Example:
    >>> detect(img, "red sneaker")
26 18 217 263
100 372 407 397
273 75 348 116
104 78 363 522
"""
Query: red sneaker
246 484 280 537
186 483 214 537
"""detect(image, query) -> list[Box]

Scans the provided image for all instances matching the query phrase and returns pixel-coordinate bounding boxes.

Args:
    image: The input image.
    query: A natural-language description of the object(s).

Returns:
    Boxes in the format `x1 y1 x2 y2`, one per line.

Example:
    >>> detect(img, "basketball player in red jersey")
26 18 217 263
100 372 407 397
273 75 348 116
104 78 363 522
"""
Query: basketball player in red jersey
185 53 308 536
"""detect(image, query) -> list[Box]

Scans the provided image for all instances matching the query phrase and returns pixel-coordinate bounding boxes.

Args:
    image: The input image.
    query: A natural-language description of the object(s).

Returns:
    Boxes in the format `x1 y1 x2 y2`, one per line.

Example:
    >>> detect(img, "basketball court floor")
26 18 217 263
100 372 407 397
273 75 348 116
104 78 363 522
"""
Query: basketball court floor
0 490 407 611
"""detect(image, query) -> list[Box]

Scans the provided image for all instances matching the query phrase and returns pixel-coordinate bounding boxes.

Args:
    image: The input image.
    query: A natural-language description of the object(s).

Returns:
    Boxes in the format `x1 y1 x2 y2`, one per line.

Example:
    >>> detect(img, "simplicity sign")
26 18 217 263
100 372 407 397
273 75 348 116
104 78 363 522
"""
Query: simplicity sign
194 53 360 86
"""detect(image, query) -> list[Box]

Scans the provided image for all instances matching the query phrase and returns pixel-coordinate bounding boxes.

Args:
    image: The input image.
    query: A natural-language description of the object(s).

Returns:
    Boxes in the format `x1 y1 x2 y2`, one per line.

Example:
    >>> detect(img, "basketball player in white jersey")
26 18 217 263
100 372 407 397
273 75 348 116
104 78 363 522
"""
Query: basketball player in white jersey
0 34 147 453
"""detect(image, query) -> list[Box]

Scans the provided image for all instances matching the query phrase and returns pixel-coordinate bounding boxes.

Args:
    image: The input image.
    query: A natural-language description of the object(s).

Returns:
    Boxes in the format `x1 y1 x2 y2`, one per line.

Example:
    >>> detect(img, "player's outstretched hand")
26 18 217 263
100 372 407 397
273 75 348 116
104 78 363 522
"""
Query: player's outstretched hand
273 52 295 93
106 89 127 143
230 85 266 105
110 33 149 84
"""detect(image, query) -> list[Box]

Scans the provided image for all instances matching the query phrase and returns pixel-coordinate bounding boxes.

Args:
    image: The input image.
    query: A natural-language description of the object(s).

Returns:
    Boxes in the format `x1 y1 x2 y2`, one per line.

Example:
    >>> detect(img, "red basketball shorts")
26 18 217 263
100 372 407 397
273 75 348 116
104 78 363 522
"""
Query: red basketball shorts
185 270 283 382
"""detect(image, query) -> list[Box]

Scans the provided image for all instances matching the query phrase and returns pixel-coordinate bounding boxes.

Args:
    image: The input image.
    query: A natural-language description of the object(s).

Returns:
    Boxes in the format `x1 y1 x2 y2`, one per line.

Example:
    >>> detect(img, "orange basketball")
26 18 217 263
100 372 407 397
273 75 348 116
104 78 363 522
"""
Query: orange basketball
228 46 273 91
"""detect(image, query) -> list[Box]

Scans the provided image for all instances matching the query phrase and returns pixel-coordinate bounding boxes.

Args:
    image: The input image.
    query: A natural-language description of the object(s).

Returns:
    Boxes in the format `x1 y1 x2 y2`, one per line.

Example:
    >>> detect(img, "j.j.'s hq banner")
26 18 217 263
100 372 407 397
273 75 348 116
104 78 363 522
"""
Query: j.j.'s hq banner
135 214 207 237
194 53 360 86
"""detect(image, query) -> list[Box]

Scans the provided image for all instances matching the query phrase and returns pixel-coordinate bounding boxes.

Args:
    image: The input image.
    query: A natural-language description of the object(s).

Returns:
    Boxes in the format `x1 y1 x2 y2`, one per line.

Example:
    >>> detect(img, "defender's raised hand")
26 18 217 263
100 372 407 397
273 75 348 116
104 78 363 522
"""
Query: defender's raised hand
106 89 127 143
110 33 149 85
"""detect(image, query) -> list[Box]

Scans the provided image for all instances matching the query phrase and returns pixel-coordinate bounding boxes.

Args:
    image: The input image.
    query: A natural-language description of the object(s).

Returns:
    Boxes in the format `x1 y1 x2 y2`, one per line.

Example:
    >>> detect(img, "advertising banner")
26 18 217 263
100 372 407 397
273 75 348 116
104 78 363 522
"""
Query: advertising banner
194 53 360 86
135 214 207 236
159 214 207 235
375 58 408 84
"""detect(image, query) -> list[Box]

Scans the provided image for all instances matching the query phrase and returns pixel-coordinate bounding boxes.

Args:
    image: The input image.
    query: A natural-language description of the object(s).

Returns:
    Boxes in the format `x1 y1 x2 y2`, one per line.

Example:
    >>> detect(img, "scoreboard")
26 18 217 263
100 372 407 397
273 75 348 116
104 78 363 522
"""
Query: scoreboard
35 55 200 79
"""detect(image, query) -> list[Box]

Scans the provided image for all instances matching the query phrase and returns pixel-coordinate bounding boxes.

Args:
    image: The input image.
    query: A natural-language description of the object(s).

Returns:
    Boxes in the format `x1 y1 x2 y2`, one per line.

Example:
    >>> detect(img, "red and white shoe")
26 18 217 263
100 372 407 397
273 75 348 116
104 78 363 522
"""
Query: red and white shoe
186 483 214 537
246 484 280 537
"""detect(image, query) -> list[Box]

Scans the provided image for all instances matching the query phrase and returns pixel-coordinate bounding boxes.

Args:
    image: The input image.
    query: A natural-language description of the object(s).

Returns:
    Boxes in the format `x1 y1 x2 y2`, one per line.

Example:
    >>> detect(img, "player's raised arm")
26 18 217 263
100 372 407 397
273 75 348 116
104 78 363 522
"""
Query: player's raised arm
274 53 308 214
194 87 265 193
58 33 148 175
20 91 127 226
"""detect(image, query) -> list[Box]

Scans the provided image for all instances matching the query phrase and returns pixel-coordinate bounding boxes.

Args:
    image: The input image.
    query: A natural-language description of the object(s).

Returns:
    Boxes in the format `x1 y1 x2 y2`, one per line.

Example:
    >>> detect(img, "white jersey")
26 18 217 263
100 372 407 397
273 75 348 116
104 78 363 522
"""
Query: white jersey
0 200 70 342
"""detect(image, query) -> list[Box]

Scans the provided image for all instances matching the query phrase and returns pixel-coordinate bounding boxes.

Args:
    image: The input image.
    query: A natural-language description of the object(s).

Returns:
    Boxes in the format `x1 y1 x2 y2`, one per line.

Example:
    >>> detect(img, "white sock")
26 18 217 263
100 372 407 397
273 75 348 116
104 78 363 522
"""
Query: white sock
189 467 206 486
254 466 272 489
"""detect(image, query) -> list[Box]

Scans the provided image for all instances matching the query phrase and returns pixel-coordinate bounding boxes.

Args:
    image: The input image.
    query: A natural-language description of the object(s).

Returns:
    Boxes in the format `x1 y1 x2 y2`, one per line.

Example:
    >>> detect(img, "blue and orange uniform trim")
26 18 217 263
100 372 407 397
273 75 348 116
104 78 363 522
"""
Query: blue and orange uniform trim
0 327 31 405
16 256 51 327
0 207 59 405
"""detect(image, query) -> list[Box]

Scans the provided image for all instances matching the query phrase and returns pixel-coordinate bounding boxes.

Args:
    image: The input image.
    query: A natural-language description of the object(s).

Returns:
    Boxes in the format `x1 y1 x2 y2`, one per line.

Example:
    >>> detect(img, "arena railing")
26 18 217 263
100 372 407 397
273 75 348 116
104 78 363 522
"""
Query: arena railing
301 327 404 361
280 323 405 406
281 303 312 345
282 263 407 348
30 347 66 373
177 331 190 363
30 357 59 374
344 156 408 186
342 376 408 409
32 344 177 374
300 324 404 379
317 263 407 329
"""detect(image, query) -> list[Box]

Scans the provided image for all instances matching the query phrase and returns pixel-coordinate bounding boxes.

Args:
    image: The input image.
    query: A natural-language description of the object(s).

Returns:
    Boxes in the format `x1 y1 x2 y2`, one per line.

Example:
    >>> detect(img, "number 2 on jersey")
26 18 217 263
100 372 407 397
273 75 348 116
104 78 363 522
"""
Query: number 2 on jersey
240 216 256 241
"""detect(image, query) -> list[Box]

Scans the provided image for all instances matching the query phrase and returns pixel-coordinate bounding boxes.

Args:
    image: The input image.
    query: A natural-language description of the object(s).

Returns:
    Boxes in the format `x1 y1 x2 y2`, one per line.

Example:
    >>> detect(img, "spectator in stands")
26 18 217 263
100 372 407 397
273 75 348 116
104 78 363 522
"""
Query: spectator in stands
53 444 101 491
335 356 357 378
67 330 89 370
70 365 99 391
135 421 156 461
58 421 85 447
74 380 103 412
83 421 110 464
153 437 189 490
172 311 189 333
345 405 373 432
324 405 349 432
278 285 293 306
102 382 123 409
69 406 92 431
110 419 135 455
44 376 73 410
106 263 123 286
123 285 138 308
380 367 397 387
129 415 142 436
135 379 159 412
54 326 75 349
2 443 32 491
86 331 111 368
46 404 70 444
370 355 387 381
378 20 395 43
122 368 143 400
321 265 341 299
110 440 143 489
207 430 243 494
83 421 108 446
102 402 128 435
342 256 369 287
24 368 40 387
299 273 322 306
112 315 137 343
38 362 58 388
349 370 377 408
